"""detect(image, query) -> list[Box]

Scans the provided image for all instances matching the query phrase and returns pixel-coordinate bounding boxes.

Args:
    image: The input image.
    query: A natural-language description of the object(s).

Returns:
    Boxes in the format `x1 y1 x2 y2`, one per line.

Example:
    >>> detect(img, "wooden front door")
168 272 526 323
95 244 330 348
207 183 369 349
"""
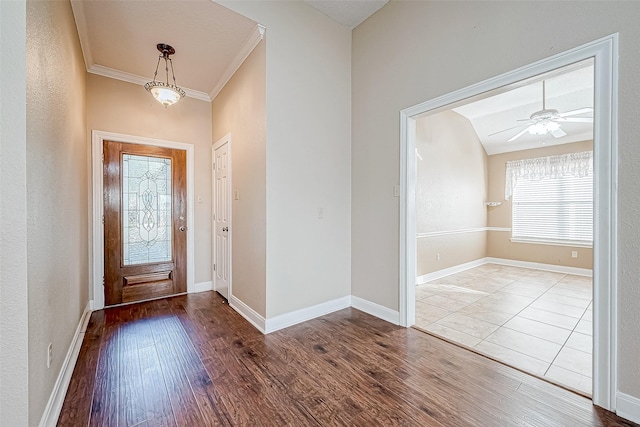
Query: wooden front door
104 140 187 306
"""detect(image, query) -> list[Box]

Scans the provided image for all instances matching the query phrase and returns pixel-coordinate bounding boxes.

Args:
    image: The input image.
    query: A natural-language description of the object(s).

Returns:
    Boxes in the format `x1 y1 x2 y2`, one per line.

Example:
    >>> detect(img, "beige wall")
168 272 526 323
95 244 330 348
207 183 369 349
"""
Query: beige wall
217 1 352 318
25 0 87 424
352 0 640 400
0 1 29 426
418 233 487 275
416 111 488 275
212 40 267 317
86 74 213 285
487 140 594 269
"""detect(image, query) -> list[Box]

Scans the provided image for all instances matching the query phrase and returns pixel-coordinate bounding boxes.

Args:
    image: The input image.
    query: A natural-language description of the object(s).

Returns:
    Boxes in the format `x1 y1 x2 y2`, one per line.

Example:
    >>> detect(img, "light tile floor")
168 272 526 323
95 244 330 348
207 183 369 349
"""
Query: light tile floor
415 263 593 395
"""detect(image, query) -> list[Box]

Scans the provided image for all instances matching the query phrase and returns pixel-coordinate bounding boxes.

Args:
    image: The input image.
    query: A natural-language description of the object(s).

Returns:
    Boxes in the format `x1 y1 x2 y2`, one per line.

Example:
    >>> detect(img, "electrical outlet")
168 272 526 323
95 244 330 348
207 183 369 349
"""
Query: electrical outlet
571 251 578 258
436 253 441 261
47 343 53 368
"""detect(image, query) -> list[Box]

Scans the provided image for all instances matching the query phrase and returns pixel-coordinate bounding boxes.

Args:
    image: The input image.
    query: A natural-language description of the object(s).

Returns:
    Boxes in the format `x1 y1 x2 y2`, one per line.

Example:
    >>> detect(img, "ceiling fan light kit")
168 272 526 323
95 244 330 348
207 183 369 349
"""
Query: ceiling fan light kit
144 43 186 108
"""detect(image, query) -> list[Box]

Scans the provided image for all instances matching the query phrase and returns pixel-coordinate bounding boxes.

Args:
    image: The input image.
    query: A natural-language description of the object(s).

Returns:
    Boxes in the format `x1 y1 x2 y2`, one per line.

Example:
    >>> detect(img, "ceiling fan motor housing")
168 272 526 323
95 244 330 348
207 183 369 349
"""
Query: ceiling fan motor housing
530 108 561 122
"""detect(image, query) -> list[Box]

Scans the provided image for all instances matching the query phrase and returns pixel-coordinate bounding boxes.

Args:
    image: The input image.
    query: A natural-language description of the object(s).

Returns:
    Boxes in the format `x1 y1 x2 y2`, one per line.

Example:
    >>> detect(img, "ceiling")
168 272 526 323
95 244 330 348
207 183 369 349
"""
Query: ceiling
304 0 388 29
71 0 262 102
452 60 594 155
71 0 388 102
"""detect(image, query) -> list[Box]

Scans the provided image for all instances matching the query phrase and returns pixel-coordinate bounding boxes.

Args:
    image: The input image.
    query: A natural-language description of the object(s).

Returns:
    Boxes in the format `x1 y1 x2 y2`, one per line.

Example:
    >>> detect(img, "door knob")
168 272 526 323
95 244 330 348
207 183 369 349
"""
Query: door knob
179 226 186 232
222 226 228 232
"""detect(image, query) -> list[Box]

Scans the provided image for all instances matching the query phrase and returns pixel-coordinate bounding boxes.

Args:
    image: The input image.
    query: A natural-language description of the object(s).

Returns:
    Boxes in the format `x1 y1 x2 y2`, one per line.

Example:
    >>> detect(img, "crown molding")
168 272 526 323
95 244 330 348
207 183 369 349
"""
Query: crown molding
209 24 266 101
72 0 209 102
88 65 211 102
70 0 93 69
71 1 263 103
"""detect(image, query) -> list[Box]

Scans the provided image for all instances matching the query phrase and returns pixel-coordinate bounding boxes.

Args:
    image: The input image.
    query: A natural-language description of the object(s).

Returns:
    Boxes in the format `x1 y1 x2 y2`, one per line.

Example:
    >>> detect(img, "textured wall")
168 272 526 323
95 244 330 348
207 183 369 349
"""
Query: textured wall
416 111 488 275
211 40 267 316
0 1 29 425
352 0 640 402
26 0 88 424
217 1 352 318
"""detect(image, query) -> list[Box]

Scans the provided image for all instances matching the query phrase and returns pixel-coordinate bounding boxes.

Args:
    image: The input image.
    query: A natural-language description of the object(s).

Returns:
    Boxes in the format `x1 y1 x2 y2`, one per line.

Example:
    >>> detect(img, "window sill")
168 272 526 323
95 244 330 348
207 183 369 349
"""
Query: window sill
510 237 593 249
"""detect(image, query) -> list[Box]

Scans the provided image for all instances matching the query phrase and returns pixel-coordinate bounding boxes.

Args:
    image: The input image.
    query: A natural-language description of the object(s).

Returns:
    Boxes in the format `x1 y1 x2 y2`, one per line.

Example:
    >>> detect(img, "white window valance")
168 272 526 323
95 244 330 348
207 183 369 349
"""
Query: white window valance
505 151 593 200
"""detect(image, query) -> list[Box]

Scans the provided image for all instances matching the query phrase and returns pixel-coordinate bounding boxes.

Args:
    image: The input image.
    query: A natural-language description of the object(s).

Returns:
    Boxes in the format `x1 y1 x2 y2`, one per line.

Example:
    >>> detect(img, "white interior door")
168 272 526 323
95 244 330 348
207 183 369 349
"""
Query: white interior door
213 138 231 299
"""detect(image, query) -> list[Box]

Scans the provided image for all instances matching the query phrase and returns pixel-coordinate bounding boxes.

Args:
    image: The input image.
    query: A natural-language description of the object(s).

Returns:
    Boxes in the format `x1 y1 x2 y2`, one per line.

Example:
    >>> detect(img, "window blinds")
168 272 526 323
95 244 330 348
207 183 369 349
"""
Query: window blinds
508 151 593 245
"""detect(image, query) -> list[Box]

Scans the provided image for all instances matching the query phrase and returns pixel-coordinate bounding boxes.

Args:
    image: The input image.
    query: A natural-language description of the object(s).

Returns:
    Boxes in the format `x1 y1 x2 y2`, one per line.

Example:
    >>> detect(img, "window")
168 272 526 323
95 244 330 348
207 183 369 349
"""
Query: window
505 151 593 246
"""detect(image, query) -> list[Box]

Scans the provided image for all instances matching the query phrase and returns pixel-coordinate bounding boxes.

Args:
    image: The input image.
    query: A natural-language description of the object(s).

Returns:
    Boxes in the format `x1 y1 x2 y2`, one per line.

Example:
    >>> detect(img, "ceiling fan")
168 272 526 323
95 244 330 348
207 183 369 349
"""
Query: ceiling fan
492 80 593 142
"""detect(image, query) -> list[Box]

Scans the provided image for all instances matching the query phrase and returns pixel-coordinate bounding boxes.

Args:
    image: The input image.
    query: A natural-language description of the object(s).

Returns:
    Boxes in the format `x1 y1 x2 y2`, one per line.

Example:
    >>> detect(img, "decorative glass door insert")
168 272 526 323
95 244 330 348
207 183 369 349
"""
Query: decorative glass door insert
122 154 173 265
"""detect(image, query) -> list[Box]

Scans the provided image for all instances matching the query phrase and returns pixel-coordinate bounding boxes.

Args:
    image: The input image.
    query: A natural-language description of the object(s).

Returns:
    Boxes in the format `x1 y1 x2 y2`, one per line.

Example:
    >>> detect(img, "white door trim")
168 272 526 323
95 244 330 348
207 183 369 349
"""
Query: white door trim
399 34 618 411
91 130 195 310
212 133 232 299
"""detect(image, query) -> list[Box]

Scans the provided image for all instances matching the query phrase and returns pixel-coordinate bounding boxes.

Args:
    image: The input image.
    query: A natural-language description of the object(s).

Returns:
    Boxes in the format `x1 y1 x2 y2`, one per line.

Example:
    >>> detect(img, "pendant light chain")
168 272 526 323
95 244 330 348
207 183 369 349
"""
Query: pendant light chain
169 58 178 88
164 54 170 85
152 55 161 83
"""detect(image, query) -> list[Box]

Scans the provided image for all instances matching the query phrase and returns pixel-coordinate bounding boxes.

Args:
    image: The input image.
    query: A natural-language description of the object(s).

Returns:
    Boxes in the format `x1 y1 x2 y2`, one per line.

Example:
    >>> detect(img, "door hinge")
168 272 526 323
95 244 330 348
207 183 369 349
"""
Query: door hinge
213 264 216 271
102 276 105 286
101 152 104 162
102 215 104 224
212 161 216 171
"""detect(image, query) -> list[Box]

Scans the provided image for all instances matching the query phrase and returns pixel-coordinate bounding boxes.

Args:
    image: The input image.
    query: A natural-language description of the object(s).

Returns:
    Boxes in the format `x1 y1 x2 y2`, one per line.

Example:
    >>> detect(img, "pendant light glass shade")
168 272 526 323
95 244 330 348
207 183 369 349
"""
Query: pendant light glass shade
145 44 185 107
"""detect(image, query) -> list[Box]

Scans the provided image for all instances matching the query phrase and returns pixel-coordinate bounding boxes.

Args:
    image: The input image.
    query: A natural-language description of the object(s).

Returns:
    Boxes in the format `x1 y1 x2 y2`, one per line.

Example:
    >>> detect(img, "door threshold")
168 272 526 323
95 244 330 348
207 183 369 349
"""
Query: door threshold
103 292 188 310
412 325 592 400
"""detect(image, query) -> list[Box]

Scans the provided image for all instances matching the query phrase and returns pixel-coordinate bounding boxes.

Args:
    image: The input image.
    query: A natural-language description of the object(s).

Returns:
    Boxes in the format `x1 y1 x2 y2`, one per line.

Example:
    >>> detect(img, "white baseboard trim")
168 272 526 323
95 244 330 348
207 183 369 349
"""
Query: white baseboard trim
229 295 266 334
616 392 640 424
39 302 92 427
417 257 592 284
193 281 213 293
486 257 593 277
351 296 400 325
417 258 488 284
264 296 352 334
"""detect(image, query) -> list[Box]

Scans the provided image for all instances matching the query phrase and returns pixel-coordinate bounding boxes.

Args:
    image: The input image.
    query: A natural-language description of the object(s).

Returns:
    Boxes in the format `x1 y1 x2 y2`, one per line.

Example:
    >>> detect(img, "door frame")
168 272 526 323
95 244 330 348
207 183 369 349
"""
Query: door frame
91 130 195 310
399 34 618 410
211 133 232 299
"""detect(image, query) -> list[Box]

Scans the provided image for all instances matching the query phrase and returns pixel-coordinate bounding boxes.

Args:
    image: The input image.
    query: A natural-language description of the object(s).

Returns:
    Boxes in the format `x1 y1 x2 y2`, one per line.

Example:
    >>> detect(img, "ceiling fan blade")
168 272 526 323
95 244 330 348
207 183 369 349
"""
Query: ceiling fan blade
507 125 532 142
561 117 593 123
551 128 567 138
488 123 528 137
559 107 593 117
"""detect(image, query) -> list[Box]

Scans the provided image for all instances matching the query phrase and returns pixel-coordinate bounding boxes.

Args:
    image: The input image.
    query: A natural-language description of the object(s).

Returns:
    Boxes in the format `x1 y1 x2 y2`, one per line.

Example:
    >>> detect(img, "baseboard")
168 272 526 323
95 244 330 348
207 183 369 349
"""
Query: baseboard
193 281 213 293
229 295 266 333
351 296 400 325
417 258 489 284
617 392 640 424
38 302 92 427
264 296 352 334
486 257 592 277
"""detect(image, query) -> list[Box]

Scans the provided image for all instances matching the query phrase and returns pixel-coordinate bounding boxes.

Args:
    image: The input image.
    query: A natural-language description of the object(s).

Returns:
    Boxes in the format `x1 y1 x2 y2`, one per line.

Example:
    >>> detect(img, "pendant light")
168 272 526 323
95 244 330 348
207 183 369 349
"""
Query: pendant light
144 43 186 107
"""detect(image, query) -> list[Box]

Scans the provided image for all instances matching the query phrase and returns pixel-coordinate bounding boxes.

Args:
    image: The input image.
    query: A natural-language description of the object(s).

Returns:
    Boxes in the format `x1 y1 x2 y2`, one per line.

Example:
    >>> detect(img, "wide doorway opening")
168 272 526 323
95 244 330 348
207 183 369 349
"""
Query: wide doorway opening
400 35 618 410
414 60 594 395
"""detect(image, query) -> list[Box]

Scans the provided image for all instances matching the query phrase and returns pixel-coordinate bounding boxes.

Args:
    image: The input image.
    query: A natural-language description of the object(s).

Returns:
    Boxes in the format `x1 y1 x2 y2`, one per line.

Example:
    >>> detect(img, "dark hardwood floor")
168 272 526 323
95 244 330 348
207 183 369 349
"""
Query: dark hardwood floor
58 292 636 426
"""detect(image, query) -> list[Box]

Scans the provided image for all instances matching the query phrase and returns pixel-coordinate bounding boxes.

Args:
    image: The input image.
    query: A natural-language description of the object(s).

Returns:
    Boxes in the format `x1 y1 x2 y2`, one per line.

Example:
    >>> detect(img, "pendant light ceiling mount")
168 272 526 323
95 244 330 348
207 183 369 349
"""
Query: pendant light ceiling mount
144 43 186 108
156 43 175 57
